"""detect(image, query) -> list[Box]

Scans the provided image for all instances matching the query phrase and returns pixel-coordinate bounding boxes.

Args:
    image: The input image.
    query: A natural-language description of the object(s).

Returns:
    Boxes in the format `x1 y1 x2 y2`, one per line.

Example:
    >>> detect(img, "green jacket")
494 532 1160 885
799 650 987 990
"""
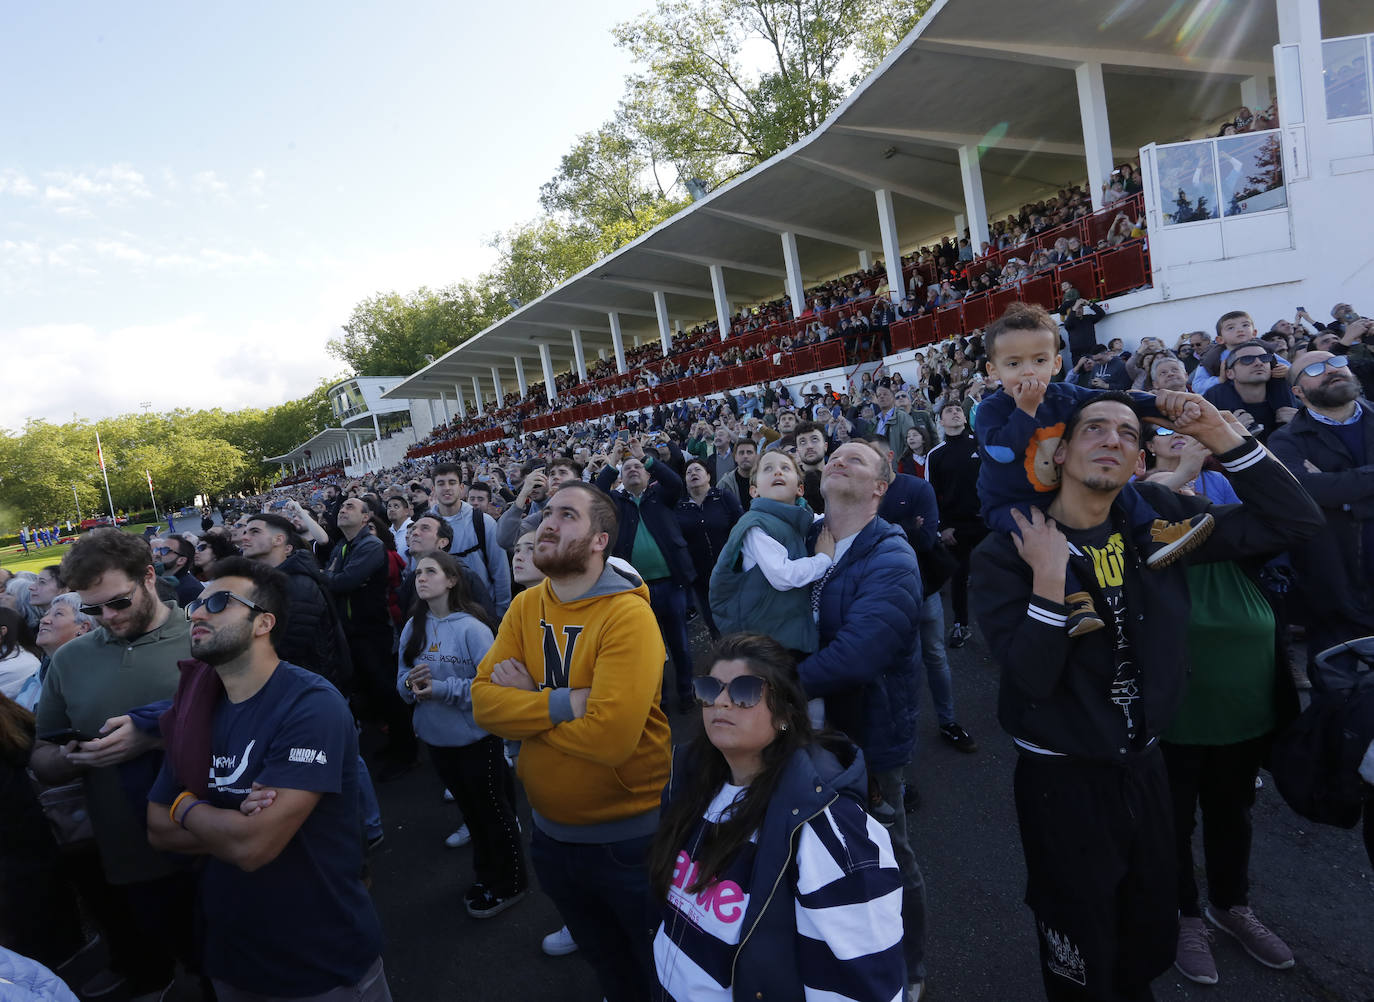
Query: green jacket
709 497 819 653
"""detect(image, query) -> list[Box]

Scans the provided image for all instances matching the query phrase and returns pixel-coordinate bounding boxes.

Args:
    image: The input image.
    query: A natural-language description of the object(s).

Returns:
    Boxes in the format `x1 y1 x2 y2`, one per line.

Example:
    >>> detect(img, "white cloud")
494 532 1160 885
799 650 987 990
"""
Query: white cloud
191 170 230 199
246 168 266 198
41 163 151 208
0 169 37 197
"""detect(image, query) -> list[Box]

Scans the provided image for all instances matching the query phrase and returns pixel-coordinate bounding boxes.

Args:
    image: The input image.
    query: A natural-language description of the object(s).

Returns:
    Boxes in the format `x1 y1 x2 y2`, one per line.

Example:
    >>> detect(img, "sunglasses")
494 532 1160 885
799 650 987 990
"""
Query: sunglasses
1298 355 1351 379
79 583 142 617
692 674 768 709
184 591 268 620
1230 353 1275 367
195 542 212 552
1152 427 1177 437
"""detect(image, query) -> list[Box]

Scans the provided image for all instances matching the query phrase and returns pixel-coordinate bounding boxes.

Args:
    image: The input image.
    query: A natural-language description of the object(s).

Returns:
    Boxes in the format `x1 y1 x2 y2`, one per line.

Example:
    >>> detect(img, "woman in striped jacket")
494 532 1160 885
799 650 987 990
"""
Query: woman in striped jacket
649 633 907 1002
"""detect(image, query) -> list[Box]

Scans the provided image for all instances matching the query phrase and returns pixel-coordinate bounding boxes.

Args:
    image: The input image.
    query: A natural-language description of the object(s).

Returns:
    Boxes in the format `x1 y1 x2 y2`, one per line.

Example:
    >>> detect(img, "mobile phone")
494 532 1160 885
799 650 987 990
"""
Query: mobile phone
1297 306 1305 312
39 728 101 745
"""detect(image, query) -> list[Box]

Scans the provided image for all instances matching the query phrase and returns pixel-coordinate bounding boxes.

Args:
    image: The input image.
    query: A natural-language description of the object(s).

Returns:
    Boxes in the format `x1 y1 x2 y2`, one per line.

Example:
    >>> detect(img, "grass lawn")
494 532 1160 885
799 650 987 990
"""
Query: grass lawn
0 522 162 576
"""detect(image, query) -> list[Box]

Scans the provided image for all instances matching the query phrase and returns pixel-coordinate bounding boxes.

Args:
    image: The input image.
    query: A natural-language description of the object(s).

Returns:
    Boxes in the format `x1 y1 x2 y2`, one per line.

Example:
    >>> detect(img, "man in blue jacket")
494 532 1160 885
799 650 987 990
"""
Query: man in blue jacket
796 440 926 1001
595 436 697 712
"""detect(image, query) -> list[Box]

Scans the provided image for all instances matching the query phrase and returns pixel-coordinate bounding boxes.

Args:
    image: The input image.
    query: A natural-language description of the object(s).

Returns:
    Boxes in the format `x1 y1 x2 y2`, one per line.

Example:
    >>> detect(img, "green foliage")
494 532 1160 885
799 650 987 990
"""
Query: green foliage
326 283 506 377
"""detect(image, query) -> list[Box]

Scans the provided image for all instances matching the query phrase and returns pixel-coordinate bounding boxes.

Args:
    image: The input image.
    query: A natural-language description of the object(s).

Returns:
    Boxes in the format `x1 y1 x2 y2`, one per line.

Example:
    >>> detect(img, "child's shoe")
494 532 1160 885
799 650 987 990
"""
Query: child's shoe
1144 513 1215 568
1065 592 1105 637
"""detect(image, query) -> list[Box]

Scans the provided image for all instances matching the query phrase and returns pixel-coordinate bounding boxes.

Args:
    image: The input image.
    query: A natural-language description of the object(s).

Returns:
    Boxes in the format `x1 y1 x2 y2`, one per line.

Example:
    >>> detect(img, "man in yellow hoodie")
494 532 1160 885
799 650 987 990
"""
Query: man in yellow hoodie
473 482 670 1002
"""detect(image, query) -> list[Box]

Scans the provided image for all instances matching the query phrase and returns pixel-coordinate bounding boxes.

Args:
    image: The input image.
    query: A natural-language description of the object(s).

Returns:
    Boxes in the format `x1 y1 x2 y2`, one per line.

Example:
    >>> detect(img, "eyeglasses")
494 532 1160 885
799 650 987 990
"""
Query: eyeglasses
195 542 212 552
1152 427 1177 437
1299 355 1351 379
79 583 142 617
1230 353 1275 367
692 674 768 708
185 591 268 620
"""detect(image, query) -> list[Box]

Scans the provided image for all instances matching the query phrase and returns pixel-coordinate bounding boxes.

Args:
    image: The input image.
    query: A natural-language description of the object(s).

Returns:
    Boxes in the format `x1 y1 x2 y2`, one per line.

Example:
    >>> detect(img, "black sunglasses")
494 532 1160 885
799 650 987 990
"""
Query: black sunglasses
692 674 768 709
1230 352 1275 367
184 591 268 620
79 583 142 617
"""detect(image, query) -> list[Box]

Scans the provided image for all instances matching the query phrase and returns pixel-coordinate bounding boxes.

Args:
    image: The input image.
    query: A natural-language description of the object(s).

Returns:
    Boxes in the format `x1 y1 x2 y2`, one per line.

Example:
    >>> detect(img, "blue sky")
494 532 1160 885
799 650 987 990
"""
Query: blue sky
0 0 649 429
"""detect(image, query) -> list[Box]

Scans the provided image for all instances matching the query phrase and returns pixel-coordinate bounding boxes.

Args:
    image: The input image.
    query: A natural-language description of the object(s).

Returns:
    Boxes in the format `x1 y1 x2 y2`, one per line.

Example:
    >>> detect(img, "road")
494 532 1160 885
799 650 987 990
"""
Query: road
366 601 1374 1002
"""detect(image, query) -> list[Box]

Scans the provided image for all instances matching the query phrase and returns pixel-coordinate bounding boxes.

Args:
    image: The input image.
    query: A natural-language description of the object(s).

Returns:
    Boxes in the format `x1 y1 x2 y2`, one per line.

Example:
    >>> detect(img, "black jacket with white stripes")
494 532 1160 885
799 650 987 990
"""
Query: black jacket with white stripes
969 438 1322 763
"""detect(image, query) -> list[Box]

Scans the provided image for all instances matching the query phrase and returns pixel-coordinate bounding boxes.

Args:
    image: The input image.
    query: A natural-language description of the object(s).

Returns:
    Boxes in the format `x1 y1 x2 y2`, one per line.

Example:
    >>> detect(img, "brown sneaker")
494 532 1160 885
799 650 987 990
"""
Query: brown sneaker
1145 513 1214 568
1065 592 1105 637
1205 905 1295 970
1175 916 1219 984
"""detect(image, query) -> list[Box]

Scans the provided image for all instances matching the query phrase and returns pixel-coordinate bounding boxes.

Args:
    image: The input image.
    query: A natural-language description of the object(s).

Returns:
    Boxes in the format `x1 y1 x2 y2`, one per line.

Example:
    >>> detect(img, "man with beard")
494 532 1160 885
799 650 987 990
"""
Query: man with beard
146 558 389 1002
1269 351 1374 663
30 529 196 998
472 483 669 1002
795 420 830 512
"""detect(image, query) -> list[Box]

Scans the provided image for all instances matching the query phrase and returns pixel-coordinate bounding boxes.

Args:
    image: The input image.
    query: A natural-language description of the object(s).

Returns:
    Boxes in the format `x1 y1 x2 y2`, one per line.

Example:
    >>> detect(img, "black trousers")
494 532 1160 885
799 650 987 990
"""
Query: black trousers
1014 746 1177 1002
428 737 527 897
349 629 416 763
1161 736 1267 917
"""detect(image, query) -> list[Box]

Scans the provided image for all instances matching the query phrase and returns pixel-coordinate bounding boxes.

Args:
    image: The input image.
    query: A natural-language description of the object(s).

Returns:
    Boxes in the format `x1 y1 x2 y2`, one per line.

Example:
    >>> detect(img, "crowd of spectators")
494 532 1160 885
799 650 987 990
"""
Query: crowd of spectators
5 238 1373 1002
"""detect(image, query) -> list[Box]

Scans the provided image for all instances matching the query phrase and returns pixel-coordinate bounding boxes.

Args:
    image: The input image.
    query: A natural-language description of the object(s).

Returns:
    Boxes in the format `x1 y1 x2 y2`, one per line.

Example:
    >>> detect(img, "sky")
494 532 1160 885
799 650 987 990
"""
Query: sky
0 0 650 431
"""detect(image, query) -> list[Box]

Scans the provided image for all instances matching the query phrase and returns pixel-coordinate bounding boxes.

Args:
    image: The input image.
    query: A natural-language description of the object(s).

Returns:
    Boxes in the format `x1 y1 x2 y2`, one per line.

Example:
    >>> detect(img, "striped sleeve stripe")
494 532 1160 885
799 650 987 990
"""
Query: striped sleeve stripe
1220 444 1266 472
795 932 906 1001
1027 603 1067 627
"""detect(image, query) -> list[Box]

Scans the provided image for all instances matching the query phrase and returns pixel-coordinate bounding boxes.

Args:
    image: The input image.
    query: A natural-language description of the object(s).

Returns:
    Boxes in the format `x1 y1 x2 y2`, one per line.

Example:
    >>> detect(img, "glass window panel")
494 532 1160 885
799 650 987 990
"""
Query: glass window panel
1323 37 1371 119
1218 131 1286 216
1156 141 1220 225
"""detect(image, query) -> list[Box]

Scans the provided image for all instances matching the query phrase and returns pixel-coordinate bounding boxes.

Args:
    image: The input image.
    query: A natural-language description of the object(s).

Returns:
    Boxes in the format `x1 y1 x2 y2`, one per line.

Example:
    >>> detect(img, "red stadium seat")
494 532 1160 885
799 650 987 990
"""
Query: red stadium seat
1055 260 1099 305
961 293 991 330
934 303 964 340
911 315 937 348
990 287 1018 320
1017 275 1056 312
816 340 844 370
1098 242 1149 298
889 319 914 352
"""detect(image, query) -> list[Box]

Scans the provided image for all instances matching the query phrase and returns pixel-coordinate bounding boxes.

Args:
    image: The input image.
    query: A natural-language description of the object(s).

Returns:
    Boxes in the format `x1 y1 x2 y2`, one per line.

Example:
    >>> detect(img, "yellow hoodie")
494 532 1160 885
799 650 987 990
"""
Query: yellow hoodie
473 561 670 836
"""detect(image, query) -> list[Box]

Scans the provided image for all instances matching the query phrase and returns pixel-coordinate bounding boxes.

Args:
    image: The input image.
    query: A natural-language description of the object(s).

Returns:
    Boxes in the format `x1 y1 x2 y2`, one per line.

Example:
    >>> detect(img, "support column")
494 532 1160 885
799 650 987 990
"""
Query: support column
874 189 904 306
598 348 608 361
372 413 382 440
439 390 448 421
1075 62 1115 211
513 356 528 399
859 250 872 271
957 145 991 256
571 329 588 381
653 291 673 356
1277 0 1330 181
426 399 437 428
1240 75 1270 114
781 232 806 319
471 375 485 416
538 343 558 405
454 383 467 419
955 213 967 238
709 264 731 340
608 312 628 374
490 366 502 408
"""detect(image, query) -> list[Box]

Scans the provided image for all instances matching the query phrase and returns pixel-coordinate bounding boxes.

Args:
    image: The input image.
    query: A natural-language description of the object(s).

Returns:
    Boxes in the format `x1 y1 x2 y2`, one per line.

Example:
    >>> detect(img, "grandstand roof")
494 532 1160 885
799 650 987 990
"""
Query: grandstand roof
265 426 357 465
384 0 1369 401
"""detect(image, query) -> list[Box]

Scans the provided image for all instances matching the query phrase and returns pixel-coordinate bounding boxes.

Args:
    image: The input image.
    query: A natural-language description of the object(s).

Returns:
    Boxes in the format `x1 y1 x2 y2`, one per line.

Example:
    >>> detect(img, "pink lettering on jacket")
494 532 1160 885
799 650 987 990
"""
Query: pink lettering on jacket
671 850 746 924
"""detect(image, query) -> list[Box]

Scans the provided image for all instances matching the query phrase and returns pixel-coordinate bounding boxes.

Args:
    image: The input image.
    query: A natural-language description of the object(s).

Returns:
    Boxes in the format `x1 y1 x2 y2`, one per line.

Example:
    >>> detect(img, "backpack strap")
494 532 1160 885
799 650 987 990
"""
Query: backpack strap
452 504 487 560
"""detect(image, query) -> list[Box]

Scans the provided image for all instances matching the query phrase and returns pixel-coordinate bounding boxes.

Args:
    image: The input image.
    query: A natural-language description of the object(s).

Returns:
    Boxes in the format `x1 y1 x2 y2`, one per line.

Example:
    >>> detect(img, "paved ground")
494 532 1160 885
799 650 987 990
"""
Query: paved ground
365 600 1373 1002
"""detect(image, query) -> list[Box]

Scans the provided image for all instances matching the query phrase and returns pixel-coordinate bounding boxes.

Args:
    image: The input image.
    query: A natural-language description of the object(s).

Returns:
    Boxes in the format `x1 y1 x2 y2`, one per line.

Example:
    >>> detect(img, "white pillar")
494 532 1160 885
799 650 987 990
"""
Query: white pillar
955 213 967 238
874 189 904 306
571 329 588 381
958 145 991 255
426 399 437 427
859 250 872 271
608 312 628 374
781 232 806 319
490 366 502 407
598 348 608 361
454 383 467 419
709 264 731 340
372 413 382 439
632 335 641 348
1277 0 1330 181
539 343 558 405
653 291 673 356
513 356 528 399
471 375 485 416
1240 75 1269 113
439 390 448 420
1075 62 1115 211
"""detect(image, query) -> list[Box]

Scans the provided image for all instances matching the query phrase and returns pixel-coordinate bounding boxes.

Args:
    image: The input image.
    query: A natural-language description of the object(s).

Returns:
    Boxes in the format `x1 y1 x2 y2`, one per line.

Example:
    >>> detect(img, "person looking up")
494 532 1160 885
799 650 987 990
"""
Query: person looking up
432 464 511 614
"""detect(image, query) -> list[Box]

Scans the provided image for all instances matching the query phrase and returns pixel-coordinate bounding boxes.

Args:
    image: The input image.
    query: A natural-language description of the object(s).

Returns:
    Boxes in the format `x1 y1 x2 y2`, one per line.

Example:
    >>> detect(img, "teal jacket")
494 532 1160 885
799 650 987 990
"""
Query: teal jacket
709 497 819 653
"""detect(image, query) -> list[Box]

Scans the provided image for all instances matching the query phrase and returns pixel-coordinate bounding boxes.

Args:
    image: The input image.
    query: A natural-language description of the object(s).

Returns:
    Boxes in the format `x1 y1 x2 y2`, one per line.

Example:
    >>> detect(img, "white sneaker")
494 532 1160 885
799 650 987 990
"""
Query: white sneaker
445 824 471 848
541 925 578 956
443 788 455 802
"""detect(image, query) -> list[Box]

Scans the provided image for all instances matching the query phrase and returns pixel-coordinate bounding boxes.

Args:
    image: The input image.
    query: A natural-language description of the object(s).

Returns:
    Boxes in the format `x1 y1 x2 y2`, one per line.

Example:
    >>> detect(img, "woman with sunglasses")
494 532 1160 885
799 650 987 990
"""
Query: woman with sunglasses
1141 420 1298 983
648 633 905 1002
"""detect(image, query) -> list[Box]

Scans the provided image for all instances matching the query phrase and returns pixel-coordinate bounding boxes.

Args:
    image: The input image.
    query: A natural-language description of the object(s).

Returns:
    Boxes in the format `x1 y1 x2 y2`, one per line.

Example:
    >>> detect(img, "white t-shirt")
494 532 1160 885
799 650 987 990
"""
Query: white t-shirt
0 647 41 700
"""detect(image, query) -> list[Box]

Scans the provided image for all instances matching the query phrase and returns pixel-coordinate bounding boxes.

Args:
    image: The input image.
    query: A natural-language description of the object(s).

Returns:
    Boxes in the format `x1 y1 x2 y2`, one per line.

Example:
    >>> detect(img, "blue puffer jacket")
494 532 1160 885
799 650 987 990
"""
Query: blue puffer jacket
797 516 921 772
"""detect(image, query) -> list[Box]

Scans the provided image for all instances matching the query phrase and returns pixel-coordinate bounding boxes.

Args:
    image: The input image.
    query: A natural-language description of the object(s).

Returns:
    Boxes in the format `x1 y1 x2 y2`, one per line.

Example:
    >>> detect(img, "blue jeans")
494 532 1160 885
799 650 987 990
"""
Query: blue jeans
918 593 956 727
530 828 655 1002
647 579 694 705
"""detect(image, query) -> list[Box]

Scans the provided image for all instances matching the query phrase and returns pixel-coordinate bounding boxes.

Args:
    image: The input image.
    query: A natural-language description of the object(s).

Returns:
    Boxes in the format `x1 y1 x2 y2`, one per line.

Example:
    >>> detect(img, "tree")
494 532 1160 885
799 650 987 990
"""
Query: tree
613 0 932 180
326 282 507 376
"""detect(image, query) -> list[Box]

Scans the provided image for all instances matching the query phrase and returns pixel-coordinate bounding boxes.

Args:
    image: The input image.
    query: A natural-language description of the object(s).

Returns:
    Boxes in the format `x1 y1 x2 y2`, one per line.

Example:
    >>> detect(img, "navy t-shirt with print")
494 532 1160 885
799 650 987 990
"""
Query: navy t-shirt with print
149 661 383 996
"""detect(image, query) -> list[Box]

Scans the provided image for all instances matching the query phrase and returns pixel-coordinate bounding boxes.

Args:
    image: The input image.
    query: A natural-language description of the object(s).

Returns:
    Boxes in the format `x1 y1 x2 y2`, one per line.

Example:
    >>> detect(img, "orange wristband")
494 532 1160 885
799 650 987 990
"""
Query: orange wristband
169 790 195 825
